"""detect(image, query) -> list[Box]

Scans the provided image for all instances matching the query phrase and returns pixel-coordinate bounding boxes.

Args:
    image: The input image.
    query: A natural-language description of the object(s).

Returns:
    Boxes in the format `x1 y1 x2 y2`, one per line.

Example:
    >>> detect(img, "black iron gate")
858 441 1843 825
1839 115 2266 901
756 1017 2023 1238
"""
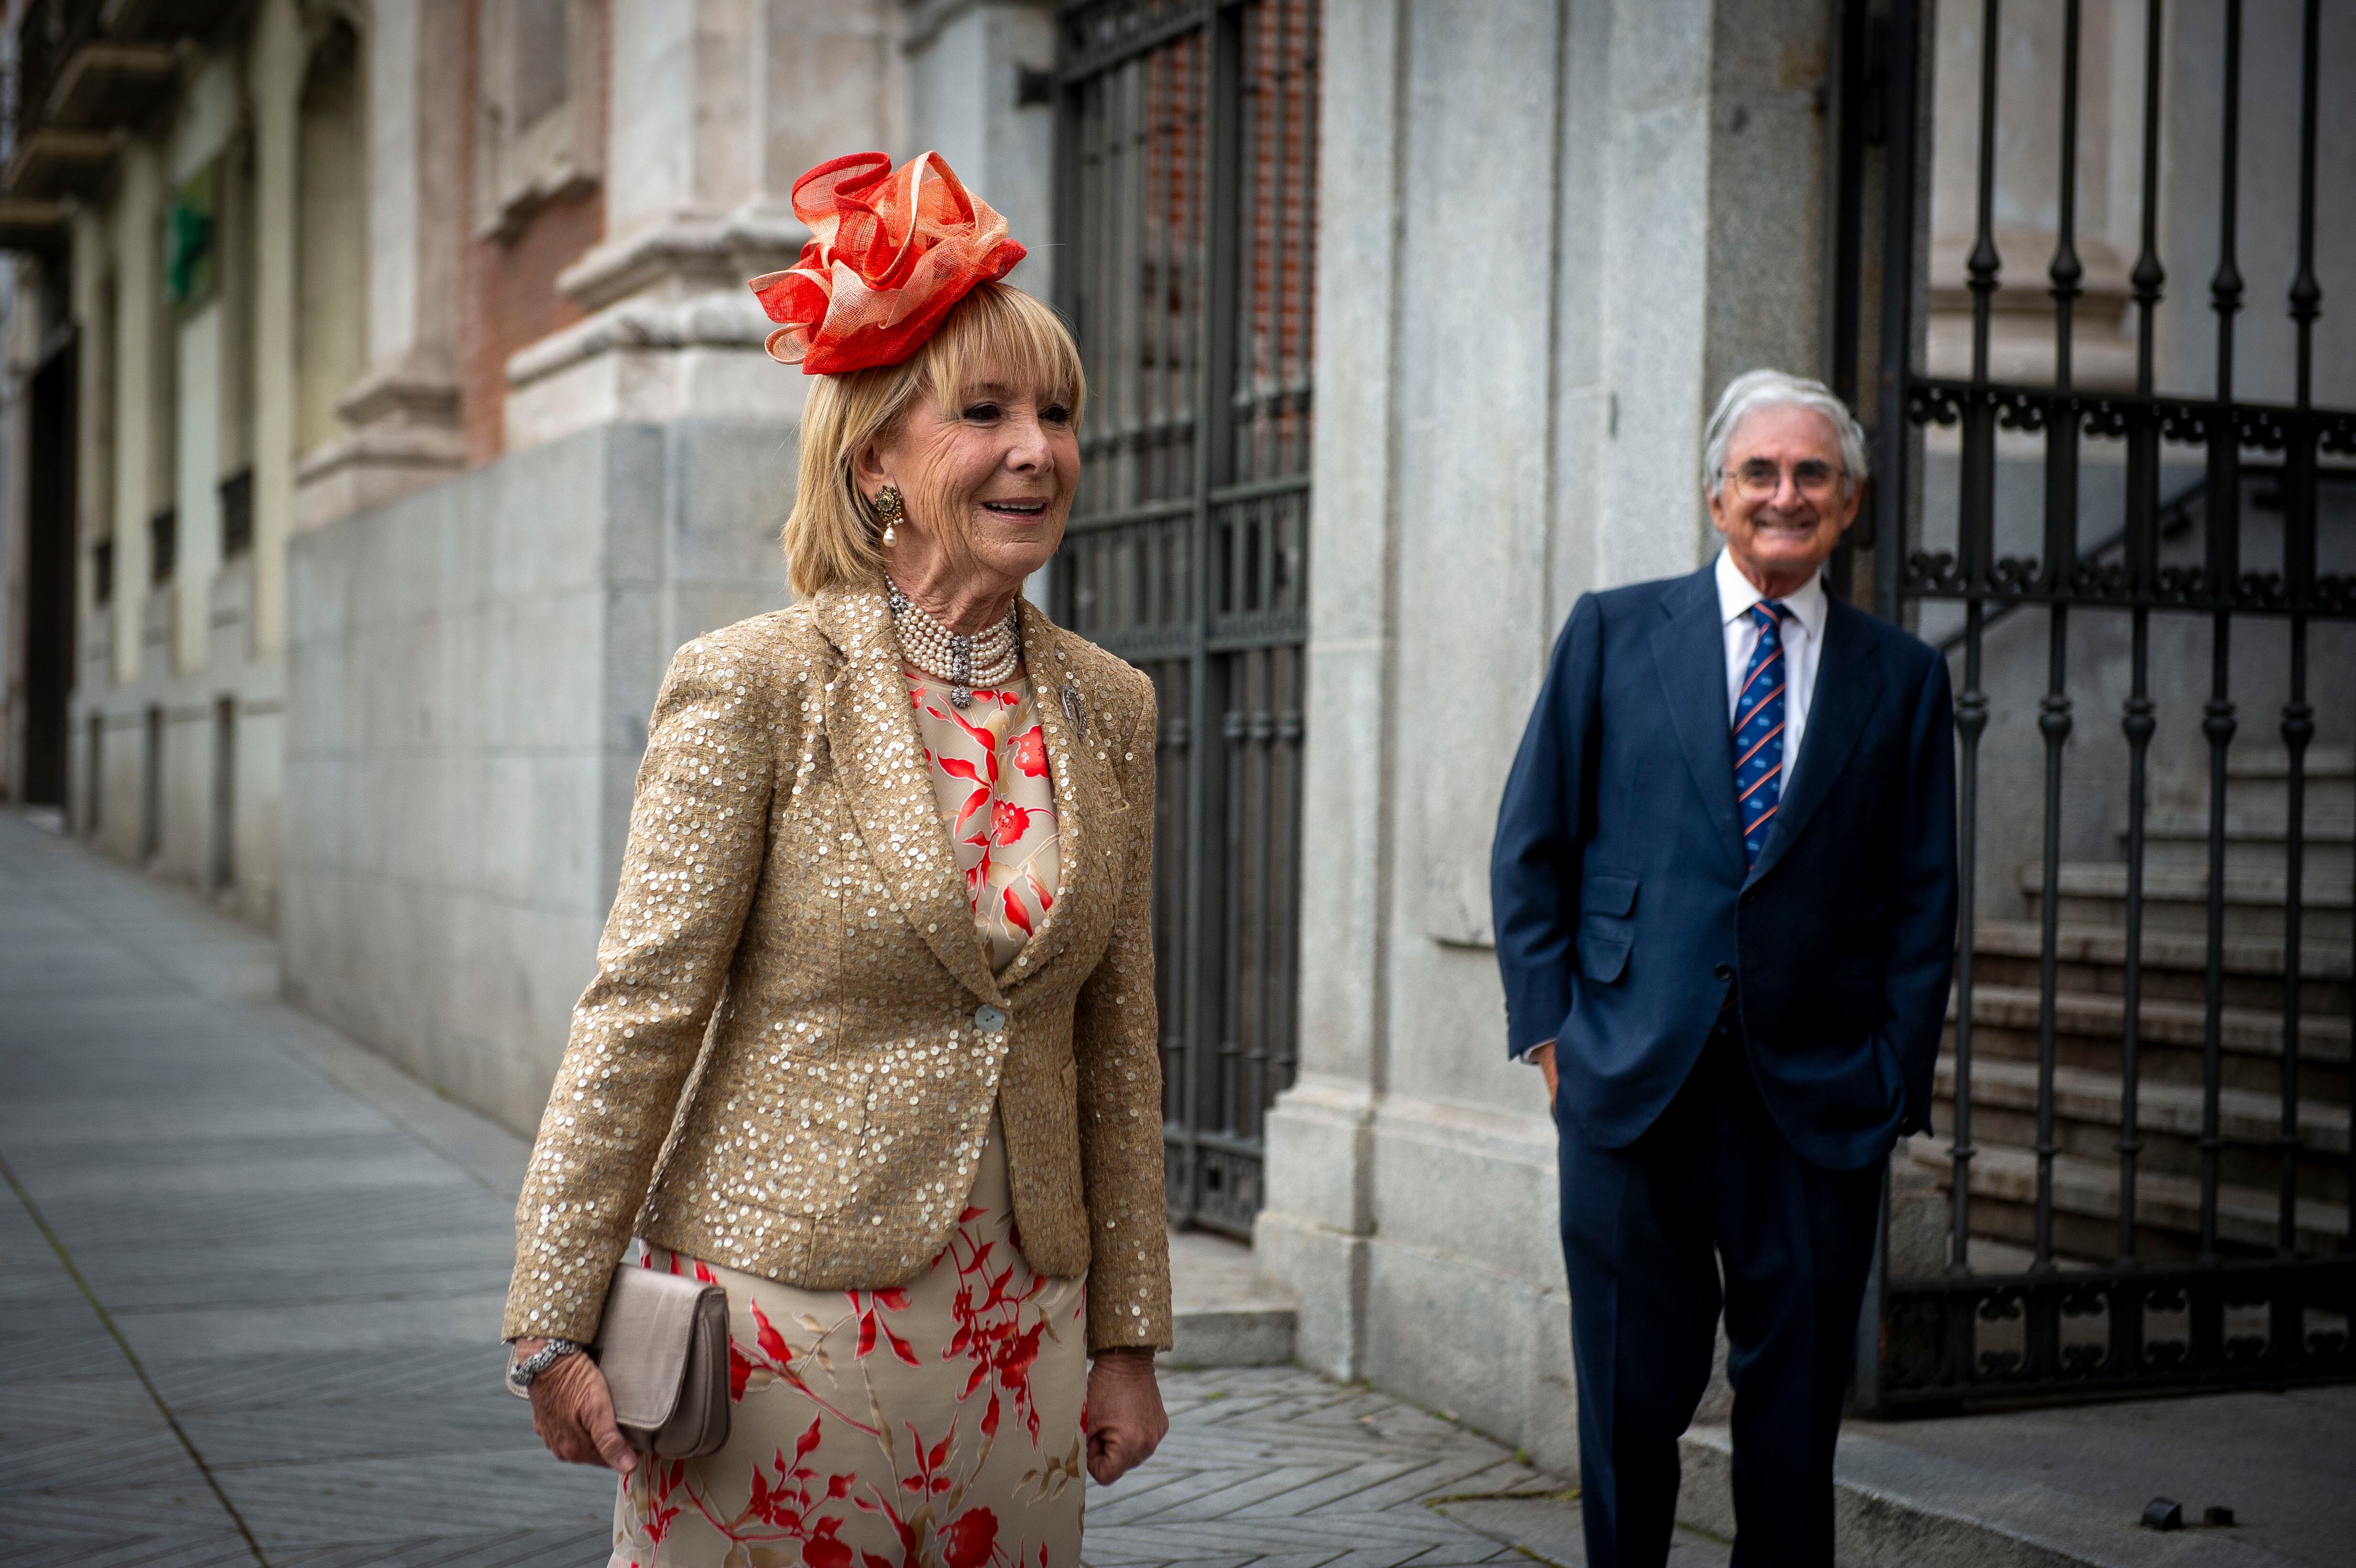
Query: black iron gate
1847 0 2356 1411
1051 0 1319 1235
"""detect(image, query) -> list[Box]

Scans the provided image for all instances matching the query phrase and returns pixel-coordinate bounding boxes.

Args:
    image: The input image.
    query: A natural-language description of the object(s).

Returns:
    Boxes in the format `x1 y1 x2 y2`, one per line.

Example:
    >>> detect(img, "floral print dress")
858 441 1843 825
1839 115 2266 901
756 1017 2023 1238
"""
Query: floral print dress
610 671 1081 1567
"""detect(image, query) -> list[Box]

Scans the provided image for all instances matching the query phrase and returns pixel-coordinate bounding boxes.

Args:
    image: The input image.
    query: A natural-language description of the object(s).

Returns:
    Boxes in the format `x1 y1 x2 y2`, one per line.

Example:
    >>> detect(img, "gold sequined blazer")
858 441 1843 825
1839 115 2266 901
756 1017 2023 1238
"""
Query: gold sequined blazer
501 586 1171 1354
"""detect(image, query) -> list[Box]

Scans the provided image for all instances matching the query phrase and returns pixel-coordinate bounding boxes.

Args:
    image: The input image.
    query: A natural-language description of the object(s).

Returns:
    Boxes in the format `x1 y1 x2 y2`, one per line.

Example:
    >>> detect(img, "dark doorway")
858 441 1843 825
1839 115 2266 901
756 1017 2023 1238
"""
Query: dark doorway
23 337 76 807
141 705 163 862
211 696 235 892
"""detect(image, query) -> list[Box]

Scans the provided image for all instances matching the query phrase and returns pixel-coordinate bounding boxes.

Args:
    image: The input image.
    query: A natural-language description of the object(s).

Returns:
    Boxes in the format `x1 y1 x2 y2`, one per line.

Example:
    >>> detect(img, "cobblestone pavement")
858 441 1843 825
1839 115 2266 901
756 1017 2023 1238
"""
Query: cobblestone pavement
0 815 1712 1567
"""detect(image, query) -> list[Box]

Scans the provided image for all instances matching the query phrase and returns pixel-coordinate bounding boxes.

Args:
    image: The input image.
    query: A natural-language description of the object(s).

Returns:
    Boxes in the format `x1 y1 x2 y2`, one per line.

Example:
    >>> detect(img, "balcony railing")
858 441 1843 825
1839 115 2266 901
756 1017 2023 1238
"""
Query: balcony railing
4 0 237 200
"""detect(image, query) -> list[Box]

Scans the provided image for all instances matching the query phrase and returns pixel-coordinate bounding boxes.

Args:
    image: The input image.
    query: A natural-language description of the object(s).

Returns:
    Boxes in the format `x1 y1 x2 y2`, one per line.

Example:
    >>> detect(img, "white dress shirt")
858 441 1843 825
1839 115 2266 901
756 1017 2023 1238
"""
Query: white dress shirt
1715 549 1827 795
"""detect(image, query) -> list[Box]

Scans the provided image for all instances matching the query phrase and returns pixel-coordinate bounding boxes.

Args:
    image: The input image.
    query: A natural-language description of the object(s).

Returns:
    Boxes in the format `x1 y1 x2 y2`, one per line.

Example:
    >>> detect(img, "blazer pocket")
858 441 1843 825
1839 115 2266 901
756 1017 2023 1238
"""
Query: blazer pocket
1582 867 1639 918
1578 932 1632 984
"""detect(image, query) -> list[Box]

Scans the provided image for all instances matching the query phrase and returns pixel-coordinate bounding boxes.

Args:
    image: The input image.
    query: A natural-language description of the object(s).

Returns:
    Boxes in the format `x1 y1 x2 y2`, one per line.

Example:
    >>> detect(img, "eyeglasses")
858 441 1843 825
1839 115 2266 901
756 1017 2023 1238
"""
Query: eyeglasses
1722 459 1847 500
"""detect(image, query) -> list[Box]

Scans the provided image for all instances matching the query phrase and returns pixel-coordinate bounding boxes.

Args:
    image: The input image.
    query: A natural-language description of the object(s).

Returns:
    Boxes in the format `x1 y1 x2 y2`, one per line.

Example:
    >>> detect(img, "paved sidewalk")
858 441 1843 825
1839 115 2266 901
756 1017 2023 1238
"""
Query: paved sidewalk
0 815 1661 1567
0 816 614 1565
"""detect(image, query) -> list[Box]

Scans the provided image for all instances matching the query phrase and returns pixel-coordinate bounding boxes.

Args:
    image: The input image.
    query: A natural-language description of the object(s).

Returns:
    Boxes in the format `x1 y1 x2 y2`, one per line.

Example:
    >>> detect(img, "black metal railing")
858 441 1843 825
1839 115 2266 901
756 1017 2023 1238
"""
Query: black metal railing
1053 0 1317 1236
1851 0 2354 1411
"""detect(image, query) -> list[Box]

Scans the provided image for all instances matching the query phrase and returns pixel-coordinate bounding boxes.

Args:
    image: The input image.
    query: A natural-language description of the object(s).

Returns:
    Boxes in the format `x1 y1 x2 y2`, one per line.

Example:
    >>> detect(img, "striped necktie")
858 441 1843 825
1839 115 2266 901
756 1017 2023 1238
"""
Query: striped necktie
1733 601 1791 869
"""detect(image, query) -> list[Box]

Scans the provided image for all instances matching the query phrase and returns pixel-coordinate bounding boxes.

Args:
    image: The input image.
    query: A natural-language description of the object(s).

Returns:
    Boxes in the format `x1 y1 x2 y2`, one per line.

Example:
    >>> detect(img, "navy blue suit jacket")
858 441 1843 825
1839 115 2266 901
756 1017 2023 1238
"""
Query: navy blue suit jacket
1490 566 1958 1172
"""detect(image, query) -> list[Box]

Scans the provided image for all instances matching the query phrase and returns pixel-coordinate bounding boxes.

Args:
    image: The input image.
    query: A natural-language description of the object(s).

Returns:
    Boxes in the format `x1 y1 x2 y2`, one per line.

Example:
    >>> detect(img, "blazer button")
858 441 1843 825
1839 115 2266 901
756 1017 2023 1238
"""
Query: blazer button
973 1004 1008 1034
1713 963 1734 982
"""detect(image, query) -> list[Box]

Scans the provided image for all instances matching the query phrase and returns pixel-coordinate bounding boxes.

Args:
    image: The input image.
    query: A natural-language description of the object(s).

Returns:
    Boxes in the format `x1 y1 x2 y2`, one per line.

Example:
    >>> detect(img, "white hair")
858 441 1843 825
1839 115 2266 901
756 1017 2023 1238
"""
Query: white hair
1701 369 1869 500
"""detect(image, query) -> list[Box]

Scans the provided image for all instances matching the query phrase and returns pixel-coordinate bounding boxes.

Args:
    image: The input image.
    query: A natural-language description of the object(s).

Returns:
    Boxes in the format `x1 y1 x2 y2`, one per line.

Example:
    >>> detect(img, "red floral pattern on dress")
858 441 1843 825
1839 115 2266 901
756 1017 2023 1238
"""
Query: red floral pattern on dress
907 671 1058 974
614 1117 1086 1566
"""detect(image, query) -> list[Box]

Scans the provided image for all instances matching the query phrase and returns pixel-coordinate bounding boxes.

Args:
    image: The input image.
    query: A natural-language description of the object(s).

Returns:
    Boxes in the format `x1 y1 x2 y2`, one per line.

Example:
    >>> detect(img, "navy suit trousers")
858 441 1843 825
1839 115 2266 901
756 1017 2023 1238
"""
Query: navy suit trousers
1558 1022 1882 1568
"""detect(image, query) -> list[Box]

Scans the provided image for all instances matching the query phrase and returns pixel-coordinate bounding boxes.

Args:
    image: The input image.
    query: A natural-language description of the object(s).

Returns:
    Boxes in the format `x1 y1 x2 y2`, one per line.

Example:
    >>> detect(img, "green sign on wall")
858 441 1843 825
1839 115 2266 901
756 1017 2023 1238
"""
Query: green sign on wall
166 162 217 310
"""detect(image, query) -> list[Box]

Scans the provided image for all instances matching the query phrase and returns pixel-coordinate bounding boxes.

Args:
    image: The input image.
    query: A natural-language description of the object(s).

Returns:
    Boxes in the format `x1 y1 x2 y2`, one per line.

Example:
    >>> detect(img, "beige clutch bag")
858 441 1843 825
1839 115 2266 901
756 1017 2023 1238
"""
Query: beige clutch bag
590 1264 732 1457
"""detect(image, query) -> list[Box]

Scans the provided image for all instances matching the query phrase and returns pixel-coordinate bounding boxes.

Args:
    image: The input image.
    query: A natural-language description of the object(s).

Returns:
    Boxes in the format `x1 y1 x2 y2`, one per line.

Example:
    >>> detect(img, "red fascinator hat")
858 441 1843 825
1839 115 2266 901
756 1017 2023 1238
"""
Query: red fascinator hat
749 151 1027 375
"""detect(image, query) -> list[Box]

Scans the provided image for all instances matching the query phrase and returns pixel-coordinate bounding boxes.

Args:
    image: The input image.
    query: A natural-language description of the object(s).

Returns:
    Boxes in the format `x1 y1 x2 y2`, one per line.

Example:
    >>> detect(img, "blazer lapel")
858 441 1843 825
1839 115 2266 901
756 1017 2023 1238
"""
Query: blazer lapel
1746 595 1882 884
813 587 1002 1003
1650 568 1747 878
1001 601 1110 987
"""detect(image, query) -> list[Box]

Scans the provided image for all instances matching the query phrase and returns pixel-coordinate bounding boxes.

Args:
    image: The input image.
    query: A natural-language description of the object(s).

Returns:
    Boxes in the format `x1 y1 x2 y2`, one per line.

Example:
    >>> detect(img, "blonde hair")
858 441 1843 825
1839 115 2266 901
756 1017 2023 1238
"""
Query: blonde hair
783 282 1088 598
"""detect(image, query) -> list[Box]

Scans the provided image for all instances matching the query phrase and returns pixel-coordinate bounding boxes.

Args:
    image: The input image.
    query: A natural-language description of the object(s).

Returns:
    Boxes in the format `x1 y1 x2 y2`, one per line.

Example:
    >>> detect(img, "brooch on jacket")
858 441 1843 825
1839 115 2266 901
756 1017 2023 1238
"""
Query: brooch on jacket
1060 686 1088 743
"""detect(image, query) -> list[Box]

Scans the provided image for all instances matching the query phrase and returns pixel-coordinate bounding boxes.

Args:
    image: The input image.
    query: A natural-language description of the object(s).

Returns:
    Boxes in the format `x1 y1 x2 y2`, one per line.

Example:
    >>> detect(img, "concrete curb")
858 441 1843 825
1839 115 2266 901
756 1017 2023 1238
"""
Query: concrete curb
1680 1426 2320 1568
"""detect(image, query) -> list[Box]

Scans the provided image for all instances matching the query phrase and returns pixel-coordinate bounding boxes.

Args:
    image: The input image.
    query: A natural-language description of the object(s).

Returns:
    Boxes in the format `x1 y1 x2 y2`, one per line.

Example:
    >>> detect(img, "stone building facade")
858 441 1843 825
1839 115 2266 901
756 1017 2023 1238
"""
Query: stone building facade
4 0 2346 1487
0 0 1058 1122
1254 0 2351 1475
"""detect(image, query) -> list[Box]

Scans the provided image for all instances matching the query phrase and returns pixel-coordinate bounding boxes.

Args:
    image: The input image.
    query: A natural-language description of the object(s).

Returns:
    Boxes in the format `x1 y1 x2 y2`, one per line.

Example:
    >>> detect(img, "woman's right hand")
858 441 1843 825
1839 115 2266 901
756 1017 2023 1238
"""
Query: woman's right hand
515 1339 637 1474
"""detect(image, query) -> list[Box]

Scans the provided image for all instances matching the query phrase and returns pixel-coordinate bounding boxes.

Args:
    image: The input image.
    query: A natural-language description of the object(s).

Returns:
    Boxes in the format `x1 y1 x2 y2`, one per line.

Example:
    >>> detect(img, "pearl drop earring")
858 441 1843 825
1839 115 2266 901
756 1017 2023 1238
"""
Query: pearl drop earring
875 485 903 547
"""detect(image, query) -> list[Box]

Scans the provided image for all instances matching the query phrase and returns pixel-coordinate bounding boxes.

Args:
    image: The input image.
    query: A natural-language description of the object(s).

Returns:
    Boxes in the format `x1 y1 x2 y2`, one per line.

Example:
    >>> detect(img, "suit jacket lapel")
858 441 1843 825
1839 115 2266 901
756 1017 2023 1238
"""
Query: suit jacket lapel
1747 595 1882 884
1002 601 1108 987
813 586 1002 1003
1650 568 1748 878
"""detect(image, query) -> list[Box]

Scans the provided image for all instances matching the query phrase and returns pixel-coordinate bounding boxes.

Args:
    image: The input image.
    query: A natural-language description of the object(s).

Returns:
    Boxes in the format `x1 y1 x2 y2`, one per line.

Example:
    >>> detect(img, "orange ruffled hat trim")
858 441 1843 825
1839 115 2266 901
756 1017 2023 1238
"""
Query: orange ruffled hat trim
748 151 1027 376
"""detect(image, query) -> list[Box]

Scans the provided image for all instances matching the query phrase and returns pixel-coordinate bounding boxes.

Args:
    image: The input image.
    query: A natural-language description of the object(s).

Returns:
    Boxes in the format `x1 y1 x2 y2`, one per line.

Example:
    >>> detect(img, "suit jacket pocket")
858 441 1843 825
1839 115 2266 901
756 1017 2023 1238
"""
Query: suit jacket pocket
1582 867 1639 918
1579 932 1632 984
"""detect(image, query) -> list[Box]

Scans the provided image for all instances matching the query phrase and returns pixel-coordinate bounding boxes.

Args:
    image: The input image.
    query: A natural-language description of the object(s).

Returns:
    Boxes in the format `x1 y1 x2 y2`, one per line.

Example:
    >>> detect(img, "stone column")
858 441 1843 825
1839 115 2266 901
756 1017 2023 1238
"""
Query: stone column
1251 0 1407 1384
901 0 1057 301
503 0 903 451
107 143 165 690
294 0 465 525
246 0 302 656
1258 0 1841 1476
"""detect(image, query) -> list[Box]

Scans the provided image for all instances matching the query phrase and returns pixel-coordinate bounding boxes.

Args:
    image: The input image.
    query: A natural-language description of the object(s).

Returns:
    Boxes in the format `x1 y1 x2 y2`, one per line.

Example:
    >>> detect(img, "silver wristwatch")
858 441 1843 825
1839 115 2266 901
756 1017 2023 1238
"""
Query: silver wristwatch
506 1338 581 1395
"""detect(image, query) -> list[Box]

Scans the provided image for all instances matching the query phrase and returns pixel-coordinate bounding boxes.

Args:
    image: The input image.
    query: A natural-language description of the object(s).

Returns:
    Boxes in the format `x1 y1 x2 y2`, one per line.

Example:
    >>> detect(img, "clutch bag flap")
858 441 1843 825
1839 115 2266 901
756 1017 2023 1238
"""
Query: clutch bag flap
591 1264 728 1444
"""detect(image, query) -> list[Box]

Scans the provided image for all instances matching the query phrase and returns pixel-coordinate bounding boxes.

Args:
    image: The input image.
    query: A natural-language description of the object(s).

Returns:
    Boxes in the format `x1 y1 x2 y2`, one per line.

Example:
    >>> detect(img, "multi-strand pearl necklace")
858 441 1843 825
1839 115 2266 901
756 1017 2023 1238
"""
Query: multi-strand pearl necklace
886 582 1021 708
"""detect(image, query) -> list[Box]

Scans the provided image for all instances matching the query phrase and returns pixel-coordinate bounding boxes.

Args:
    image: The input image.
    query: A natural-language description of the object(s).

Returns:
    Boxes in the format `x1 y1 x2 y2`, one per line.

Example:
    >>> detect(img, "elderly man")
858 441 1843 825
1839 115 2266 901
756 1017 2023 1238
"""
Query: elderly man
1491 370 1958 1567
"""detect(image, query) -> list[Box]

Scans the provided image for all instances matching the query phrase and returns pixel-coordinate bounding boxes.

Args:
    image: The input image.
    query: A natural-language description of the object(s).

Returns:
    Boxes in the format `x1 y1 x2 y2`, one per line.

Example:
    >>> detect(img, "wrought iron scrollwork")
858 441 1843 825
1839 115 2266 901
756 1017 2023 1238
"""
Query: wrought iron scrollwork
2235 404 2291 452
1903 549 1965 594
1879 1263 2356 1408
1990 555 2042 596
1908 383 1965 427
1992 388 2048 432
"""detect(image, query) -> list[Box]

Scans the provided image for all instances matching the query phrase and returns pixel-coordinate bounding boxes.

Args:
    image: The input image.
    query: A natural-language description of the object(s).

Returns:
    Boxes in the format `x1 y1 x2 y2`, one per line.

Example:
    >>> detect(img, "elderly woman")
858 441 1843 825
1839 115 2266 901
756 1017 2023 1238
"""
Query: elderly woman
501 152 1170 1565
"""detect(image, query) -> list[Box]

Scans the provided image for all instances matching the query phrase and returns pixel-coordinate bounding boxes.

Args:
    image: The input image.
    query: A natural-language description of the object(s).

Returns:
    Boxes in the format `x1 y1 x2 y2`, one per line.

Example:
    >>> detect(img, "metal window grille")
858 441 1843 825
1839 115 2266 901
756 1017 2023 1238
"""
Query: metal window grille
148 508 175 585
220 466 254 557
1843 0 2354 1411
1052 0 1319 1235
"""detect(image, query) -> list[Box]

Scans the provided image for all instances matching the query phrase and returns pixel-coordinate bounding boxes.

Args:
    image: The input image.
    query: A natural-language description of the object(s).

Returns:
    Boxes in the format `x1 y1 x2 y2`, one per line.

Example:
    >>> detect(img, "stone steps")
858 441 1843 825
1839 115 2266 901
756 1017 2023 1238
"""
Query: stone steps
1947 982 2350 1100
2021 862 2351 945
1907 1139 2348 1263
2208 743 2356 818
1165 1225 1297 1367
1931 1057 2348 1202
2129 815 2354 883
1970 919 2350 1014
1958 800 2352 1263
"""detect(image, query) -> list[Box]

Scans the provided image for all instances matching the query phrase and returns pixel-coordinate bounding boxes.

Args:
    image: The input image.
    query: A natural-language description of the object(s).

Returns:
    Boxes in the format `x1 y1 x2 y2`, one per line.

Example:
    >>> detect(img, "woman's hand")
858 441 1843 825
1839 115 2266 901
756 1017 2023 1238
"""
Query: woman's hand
1083 1348 1168 1484
513 1338 637 1475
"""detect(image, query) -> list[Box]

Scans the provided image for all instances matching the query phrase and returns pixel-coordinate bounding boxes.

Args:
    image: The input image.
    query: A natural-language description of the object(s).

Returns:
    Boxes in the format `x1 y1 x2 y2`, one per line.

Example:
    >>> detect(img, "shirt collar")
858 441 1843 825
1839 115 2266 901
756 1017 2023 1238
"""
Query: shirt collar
1714 548 1828 640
